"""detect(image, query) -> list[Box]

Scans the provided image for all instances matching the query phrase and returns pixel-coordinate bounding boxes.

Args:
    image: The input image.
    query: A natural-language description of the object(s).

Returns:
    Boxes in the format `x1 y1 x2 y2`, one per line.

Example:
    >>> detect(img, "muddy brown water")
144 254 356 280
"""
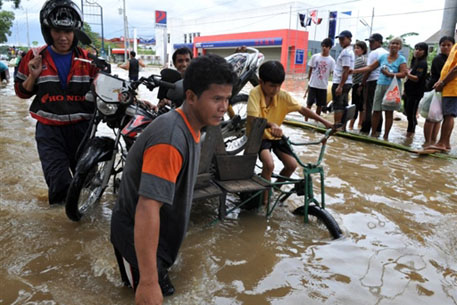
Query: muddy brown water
1 67 456 305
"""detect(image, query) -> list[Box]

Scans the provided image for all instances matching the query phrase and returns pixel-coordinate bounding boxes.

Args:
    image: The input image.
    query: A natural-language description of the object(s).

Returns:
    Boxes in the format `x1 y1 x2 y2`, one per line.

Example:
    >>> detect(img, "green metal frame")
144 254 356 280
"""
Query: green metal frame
220 128 334 224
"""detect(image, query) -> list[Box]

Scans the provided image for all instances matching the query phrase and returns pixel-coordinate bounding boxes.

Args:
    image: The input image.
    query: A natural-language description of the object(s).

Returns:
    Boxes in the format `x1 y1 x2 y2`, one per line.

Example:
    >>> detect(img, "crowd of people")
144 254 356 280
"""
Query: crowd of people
11 0 457 304
305 30 456 152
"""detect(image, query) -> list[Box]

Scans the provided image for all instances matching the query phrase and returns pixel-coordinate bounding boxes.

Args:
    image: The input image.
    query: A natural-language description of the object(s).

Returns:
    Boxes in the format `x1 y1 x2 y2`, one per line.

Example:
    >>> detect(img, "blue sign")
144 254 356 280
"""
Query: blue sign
195 37 283 49
295 49 304 64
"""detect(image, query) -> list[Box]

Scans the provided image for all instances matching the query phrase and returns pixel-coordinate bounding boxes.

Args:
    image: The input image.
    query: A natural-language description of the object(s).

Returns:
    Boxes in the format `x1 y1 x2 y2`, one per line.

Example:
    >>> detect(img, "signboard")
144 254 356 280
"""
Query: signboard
155 10 167 27
295 49 304 64
195 37 283 49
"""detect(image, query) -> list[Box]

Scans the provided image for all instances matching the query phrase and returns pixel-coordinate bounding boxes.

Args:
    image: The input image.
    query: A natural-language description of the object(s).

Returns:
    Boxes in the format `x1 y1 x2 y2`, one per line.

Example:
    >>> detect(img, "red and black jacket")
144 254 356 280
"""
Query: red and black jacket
15 46 98 125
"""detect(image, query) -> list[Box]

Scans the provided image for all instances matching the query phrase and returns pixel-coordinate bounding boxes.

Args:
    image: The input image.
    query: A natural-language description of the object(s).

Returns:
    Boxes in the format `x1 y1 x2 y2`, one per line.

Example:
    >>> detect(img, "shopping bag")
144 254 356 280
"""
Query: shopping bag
418 90 435 118
427 92 443 122
382 76 401 107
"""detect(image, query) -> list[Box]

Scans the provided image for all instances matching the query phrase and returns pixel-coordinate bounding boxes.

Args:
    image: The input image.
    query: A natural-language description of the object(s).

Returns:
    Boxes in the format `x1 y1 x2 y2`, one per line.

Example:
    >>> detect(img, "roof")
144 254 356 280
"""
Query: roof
424 30 457 45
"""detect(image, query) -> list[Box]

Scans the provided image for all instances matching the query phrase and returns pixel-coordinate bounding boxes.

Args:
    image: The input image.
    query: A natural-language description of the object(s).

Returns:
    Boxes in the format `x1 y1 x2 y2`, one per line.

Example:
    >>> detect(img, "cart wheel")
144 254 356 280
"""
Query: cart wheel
293 205 342 239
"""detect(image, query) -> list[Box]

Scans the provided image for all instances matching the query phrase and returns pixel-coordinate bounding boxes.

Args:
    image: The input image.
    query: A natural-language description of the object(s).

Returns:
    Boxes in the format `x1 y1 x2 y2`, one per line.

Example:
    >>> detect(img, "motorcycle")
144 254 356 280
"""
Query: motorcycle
222 47 264 154
65 32 180 221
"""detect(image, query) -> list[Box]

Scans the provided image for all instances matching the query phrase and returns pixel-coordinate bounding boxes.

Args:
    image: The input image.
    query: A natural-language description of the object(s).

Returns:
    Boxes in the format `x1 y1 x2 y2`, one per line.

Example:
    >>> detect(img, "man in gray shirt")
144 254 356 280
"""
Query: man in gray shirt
111 54 237 304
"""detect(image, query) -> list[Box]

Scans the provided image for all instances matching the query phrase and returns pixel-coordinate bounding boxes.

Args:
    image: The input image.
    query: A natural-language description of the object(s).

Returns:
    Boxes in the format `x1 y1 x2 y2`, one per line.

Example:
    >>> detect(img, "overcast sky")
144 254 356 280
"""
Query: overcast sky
8 0 449 47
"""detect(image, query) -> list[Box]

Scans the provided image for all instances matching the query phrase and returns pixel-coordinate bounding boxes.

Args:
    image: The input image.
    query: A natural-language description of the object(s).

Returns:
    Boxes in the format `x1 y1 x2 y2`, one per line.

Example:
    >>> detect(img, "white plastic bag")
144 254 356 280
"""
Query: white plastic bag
382 76 401 107
419 90 435 118
427 92 443 122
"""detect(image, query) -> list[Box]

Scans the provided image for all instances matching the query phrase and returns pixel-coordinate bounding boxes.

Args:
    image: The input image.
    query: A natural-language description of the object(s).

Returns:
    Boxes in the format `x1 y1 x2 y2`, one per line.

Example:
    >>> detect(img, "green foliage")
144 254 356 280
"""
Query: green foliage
0 10 14 43
0 0 21 10
383 32 419 49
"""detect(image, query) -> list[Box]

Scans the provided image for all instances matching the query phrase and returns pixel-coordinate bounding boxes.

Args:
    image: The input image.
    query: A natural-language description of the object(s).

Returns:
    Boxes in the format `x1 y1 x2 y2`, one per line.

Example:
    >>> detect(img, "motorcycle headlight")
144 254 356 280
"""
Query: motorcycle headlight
97 98 118 115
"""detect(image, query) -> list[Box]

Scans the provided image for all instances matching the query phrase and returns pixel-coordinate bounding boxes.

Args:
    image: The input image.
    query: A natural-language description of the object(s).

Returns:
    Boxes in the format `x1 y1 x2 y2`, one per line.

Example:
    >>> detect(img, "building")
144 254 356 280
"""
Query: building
173 29 308 74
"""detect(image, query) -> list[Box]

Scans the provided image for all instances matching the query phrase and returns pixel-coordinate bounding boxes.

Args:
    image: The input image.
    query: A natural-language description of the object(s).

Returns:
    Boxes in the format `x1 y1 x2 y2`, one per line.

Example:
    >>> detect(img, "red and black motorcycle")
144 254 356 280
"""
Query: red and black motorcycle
65 32 180 221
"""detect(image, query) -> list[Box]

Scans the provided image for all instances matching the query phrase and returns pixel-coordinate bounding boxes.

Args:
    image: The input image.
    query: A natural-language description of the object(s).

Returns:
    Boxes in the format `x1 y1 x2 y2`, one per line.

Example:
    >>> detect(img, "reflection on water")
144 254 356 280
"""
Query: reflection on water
1 67 457 305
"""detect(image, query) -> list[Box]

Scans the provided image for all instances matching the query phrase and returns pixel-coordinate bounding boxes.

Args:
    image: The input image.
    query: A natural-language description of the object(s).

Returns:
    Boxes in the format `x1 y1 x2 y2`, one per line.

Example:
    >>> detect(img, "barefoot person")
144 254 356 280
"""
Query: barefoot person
423 36 455 147
428 43 457 152
247 61 333 205
352 37 407 140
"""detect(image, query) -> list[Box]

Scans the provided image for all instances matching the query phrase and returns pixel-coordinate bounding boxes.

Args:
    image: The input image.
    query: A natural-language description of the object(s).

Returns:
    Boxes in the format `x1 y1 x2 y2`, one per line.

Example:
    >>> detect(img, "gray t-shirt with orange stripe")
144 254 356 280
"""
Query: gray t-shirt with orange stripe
111 108 201 268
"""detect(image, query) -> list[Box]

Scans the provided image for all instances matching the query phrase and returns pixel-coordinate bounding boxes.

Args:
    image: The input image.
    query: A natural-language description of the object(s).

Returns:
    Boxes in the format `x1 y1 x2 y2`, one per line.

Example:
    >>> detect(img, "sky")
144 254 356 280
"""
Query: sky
6 0 451 47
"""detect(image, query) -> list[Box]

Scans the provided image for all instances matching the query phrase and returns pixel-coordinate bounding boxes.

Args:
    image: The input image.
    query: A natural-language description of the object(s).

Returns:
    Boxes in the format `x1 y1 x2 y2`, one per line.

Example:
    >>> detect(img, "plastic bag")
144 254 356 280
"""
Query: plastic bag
418 90 435 118
427 92 443 122
382 76 401 107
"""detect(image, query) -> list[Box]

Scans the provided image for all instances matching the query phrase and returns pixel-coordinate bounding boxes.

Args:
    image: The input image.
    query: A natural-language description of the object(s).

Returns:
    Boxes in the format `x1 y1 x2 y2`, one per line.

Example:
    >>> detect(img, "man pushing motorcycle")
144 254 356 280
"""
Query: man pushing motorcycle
110 54 237 304
14 0 97 205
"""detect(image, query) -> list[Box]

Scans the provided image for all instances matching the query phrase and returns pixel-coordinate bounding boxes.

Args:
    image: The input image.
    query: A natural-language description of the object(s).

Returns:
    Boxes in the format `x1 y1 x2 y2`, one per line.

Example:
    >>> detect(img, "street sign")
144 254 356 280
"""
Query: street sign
295 49 304 64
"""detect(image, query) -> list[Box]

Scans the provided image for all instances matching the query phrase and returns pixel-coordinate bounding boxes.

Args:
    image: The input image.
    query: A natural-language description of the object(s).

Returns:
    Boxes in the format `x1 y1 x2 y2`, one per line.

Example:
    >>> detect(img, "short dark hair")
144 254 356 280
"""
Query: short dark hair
321 38 333 48
439 36 455 45
172 47 193 65
130 51 136 57
259 61 285 84
355 40 368 55
183 54 237 97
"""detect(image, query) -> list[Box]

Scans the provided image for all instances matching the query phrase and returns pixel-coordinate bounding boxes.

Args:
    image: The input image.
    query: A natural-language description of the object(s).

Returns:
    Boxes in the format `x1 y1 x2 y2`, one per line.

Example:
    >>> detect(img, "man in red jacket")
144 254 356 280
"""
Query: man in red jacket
15 0 97 205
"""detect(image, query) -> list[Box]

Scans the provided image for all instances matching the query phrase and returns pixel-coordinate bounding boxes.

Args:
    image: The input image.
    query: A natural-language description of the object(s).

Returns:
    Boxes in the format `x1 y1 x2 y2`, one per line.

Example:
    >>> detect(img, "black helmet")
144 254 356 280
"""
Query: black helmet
40 0 83 48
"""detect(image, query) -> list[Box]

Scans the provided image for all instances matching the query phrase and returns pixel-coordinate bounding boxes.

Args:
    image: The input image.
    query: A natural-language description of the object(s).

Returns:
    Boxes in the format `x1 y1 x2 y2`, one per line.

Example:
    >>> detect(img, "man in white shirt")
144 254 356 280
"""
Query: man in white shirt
304 38 336 117
332 30 355 125
360 33 388 133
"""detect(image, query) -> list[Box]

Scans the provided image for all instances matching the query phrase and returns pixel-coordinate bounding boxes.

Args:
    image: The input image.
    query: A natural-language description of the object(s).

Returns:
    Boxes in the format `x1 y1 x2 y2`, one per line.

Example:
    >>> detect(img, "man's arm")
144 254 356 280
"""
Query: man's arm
139 59 146 68
119 61 129 70
134 195 164 305
298 106 333 129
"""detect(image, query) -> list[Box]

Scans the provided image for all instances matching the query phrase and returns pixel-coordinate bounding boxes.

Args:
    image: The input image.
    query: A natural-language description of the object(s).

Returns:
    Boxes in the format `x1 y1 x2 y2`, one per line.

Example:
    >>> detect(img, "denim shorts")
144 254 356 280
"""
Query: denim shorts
442 97 457 117
373 84 402 112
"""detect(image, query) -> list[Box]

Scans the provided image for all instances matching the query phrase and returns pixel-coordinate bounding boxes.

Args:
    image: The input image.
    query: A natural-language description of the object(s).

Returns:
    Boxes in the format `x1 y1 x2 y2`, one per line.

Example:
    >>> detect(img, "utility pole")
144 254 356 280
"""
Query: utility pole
26 8 30 47
122 0 128 62
440 0 457 38
370 7 374 36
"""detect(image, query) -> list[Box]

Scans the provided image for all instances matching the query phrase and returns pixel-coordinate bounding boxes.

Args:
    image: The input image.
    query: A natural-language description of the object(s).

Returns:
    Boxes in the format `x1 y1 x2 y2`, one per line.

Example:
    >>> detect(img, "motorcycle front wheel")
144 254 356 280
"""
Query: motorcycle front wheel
65 160 111 221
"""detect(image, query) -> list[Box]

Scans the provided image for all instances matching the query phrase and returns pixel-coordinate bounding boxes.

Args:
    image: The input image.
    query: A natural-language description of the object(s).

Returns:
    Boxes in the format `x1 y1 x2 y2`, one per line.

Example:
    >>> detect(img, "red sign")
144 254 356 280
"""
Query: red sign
155 11 167 26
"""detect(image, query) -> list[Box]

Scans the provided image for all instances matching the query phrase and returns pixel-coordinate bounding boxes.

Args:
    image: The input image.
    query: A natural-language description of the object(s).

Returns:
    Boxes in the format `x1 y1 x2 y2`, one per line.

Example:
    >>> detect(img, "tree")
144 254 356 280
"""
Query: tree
383 32 419 49
0 0 20 10
0 10 14 43
0 0 20 43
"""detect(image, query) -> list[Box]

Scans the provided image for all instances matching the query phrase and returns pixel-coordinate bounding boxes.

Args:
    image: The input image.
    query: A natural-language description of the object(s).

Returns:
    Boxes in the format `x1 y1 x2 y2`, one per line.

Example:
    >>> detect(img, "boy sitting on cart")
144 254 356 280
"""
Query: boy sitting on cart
246 61 334 204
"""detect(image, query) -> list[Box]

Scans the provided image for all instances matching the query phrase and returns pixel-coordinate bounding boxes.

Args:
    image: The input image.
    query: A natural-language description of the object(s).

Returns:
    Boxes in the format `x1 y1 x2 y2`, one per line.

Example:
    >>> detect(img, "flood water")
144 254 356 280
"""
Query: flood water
1 66 456 305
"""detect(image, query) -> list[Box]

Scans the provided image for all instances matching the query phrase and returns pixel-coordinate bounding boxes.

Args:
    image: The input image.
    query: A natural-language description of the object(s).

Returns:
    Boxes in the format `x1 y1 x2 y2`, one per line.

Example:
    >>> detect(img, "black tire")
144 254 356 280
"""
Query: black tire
293 205 342 239
65 160 111 221
223 94 248 154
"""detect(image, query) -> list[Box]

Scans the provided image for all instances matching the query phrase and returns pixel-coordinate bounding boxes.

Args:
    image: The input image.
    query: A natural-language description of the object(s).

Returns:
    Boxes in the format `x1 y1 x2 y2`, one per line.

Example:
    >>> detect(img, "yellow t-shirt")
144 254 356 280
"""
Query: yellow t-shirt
440 43 457 97
247 85 302 140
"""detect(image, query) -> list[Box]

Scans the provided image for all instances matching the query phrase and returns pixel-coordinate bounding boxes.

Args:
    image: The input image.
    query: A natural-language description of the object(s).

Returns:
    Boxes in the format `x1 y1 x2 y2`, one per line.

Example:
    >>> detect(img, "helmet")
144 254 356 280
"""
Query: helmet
40 0 83 48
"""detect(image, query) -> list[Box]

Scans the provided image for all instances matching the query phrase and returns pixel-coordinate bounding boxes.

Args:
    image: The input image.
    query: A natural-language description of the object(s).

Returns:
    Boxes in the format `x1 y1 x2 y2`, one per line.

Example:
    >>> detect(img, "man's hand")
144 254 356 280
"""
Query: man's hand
135 281 163 305
158 98 171 108
335 85 343 96
28 55 42 79
269 123 283 137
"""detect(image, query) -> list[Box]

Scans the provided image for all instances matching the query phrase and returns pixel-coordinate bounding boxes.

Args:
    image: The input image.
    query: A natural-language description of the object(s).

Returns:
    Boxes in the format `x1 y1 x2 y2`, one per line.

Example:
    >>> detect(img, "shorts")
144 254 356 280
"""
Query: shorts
331 83 352 112
373 84 402 112
307 87 327 107
442 97 457 117
259 138 293 157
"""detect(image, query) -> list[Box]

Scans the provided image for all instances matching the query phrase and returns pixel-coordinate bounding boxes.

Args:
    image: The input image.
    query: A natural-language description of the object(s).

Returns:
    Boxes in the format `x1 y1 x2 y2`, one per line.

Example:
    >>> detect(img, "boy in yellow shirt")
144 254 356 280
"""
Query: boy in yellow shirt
247 61 333 203
429 43 457 152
